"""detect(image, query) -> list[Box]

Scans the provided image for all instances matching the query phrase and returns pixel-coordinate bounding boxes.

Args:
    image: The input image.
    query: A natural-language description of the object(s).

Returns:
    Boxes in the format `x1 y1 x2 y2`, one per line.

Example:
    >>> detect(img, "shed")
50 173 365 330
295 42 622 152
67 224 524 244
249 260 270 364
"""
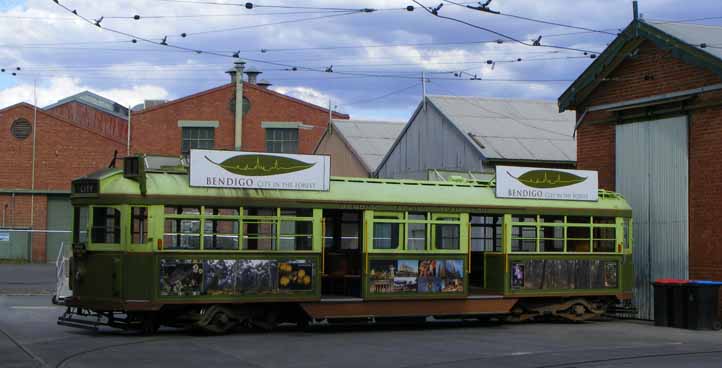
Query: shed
314 119 404 177
376 96 576 180
559 17 722 319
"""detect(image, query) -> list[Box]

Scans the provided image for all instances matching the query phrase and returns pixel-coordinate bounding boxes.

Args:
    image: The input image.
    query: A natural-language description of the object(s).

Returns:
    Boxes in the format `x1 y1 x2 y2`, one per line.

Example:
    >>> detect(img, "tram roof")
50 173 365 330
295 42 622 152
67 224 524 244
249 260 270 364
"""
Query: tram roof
73 168 632 216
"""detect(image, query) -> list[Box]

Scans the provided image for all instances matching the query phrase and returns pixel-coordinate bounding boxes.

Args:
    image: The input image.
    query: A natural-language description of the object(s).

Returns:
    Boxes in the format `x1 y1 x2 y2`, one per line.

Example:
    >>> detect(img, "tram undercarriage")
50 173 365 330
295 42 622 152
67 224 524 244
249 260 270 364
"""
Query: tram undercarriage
58 296 618 334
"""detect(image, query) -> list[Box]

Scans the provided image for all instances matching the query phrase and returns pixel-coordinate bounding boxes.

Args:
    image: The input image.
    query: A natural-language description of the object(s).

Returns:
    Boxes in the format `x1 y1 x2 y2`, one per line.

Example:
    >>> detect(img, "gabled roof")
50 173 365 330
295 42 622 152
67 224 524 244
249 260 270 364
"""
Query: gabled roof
427 96 576 162
559 20 722 112
44 90 129 120
325 119 404 173
0 102 126 145
134 82 349 118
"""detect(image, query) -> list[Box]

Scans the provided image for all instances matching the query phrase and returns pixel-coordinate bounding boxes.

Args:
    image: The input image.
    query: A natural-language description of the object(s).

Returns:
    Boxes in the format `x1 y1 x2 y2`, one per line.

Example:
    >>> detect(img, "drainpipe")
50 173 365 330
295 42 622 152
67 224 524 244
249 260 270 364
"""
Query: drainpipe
233 61 246 151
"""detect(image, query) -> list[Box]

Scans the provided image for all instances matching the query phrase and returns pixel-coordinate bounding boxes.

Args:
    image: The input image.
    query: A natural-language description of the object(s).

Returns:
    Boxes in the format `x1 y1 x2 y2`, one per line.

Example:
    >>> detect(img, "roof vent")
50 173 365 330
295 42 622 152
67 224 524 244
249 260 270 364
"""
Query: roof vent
10 118 32 140
256 79 272 89
244 66 262 84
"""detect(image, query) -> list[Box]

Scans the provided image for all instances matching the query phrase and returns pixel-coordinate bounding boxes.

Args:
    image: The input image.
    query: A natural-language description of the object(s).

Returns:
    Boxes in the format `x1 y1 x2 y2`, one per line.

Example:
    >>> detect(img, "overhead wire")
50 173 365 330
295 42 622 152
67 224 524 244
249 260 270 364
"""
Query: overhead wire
411 0 601 55
441 0 618 36
342 82 421 106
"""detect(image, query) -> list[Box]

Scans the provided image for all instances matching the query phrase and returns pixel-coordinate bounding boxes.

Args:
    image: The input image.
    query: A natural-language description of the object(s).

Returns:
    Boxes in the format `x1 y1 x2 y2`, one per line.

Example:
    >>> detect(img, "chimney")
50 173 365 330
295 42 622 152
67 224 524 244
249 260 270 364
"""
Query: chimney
233 60 245 150
226 67 239 84
244 66 261 85
256 79 272 89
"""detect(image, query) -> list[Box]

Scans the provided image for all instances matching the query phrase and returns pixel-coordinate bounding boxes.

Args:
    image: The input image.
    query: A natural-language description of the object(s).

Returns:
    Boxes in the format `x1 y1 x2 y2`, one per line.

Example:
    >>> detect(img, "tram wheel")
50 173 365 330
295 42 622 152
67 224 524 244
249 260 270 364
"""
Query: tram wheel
141 314 160 335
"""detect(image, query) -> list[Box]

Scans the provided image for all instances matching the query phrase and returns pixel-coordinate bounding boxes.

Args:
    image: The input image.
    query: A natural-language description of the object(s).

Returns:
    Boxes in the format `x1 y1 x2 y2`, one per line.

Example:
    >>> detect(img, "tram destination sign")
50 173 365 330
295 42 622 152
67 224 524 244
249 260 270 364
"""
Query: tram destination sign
495 166 598 201
189 149 330 191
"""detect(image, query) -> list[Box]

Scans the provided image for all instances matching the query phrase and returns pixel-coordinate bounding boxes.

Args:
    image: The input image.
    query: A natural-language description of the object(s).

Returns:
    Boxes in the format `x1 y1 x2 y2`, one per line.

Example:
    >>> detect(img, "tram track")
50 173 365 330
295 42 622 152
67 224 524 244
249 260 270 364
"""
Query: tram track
533 349 722 367
54 337 171 368
0 324 48 367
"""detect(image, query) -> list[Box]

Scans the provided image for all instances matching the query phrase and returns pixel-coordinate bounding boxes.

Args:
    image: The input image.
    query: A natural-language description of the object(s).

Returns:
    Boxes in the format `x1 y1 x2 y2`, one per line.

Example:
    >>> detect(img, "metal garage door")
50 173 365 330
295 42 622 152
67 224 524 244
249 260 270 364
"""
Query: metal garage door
46 195 72 263
0 230 30 260
616 116 689 320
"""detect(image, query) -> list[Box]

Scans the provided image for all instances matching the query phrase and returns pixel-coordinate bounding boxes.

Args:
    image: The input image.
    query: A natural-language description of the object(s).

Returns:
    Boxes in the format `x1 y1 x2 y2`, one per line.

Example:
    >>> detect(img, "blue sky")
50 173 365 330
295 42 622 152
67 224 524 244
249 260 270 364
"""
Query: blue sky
1 0 721 120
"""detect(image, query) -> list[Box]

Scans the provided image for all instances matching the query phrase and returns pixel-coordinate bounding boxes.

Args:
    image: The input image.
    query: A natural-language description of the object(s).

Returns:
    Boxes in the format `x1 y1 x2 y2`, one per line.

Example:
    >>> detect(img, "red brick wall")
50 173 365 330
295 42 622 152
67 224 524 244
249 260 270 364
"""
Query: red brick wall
47 101 128 142
131 83 347 155
0 104 126 261
575 40 722 316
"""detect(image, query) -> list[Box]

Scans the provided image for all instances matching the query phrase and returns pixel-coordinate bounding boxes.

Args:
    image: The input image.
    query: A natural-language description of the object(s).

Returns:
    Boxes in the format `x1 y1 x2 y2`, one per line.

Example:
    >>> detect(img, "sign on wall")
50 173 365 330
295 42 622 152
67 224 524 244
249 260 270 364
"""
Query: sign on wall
190 149 330 191
495 166 598 201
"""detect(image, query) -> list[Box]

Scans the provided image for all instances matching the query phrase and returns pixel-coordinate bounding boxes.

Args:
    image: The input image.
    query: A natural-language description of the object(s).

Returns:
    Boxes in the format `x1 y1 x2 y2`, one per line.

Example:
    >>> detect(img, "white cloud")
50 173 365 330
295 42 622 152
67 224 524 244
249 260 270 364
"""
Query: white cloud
271 85 333 108
0 76 169 108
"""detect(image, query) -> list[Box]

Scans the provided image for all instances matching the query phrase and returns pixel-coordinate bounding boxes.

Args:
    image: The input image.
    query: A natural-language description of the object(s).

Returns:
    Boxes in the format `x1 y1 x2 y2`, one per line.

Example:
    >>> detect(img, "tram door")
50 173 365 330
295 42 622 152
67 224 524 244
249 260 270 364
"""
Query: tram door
321 210 363 297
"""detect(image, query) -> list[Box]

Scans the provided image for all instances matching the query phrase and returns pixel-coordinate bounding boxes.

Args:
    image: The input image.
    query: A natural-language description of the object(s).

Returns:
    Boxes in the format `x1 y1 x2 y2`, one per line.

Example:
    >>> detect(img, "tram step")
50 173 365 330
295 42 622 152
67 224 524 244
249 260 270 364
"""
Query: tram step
57 318 100 331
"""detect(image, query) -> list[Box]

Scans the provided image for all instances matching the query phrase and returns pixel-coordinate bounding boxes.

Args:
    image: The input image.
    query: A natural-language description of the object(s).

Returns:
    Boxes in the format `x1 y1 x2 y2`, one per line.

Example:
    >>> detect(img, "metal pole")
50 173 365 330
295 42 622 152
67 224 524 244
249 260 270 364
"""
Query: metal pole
126 105 131 155
30 79 38 262
633 1 639 21
422 72 427 111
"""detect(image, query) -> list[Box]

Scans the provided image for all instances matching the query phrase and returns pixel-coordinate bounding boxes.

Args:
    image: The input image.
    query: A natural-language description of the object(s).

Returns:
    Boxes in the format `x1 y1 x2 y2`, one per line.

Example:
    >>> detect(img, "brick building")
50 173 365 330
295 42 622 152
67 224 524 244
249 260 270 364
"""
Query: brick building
0 101 126 262
558 18 722 318
131 62 348 156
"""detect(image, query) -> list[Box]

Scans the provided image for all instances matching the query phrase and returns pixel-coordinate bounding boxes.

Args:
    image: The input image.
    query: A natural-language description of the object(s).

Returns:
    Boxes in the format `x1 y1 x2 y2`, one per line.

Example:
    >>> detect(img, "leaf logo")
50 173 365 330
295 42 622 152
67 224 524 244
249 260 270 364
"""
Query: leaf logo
507 170 587 188
206 154 315 176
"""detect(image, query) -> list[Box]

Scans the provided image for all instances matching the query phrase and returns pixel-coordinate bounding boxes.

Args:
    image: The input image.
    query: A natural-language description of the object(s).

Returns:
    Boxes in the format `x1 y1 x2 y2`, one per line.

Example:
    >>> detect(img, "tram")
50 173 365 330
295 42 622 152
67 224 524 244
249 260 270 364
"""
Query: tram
59 152 633 333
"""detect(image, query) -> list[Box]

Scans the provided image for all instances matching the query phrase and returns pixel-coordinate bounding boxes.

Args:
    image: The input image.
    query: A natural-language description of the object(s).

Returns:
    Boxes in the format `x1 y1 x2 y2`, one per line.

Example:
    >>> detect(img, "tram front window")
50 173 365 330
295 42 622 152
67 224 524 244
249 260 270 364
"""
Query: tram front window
90 207 121 244
73 206 89 244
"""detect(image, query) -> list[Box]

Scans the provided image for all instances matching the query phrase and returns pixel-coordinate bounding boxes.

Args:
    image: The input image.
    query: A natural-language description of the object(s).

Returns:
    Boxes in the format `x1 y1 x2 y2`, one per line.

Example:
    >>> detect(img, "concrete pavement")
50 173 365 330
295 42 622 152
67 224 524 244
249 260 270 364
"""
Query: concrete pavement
0 264 56 295
0 295 721 368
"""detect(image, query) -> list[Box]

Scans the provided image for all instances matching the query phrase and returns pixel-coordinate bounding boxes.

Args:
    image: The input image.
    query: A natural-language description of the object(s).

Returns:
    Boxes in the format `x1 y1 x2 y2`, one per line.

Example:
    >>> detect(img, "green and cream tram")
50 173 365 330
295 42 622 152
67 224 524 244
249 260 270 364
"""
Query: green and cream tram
60 154 633 333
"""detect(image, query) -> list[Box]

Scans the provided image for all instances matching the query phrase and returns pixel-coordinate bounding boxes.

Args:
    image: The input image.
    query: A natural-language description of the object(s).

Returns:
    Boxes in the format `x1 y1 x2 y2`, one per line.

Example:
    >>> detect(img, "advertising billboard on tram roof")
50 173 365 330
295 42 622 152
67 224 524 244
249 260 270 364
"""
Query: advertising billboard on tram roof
189 149 330 191
495 166 598 201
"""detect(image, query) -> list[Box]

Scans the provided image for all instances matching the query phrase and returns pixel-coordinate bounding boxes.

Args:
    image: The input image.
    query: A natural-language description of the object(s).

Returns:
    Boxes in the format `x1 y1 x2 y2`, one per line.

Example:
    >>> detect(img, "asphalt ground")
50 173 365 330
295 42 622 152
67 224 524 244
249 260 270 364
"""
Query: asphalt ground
0 264 56 295
0 265 721 368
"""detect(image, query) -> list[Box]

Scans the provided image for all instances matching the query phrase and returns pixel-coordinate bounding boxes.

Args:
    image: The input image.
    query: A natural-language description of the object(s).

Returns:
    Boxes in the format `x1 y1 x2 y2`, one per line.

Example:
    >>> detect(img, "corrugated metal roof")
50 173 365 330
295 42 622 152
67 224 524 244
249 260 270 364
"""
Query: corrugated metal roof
650 21 722 61
44 90 129 120
331 119 405 172
427 96 576 162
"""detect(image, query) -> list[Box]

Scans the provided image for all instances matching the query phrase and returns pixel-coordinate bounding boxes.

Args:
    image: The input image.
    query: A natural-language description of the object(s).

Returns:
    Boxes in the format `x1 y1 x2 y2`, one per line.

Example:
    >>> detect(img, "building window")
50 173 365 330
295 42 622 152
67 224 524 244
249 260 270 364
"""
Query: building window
266 128 298 153
181 127 214 154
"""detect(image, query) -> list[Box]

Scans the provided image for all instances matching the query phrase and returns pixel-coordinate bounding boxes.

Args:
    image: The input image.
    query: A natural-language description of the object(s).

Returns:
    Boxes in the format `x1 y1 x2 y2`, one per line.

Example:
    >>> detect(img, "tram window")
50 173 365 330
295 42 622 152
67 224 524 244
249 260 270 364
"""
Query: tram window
340 222 359 250
164 218 201 249
512 215 537 223
164 206 200 215
373 223 400 249
244 207 275 217
131 207 147 244
205 207 239 216
280 208 313 217
540 226 563 252
407 213 427 251
434 224 460 250
470 215 503 252
511 224 536 252
243 221 276 250
623 218 631 249
593 216 615 224
91 207 121 244
279 220 313 251
567 216 591 224
511 239 536 252
203 219 239 250
593 227 616 252
567 226 590 252
540 215 564 223
73 207 89 244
